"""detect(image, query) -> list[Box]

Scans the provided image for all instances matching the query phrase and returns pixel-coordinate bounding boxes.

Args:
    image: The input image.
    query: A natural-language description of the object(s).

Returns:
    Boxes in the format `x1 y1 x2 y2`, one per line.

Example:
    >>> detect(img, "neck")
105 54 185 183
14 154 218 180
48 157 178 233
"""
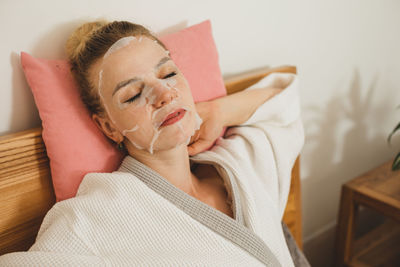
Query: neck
125 143 202 197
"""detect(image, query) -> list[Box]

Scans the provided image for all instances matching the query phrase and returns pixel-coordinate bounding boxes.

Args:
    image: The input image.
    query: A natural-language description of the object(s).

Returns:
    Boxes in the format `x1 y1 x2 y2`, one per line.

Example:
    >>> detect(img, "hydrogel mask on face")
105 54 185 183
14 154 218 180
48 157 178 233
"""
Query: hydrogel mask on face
98 36 199 154
103 36 137 59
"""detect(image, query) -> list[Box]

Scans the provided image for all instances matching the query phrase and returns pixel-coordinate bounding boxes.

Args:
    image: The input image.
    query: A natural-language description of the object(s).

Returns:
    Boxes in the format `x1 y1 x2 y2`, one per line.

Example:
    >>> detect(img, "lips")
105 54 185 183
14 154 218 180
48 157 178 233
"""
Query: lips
160 108 186 127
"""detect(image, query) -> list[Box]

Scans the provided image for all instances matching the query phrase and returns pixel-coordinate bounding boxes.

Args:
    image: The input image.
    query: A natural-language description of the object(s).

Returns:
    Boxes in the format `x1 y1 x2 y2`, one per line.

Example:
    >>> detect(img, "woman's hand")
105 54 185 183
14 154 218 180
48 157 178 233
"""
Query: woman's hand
187 101 224 156
187 86 284 156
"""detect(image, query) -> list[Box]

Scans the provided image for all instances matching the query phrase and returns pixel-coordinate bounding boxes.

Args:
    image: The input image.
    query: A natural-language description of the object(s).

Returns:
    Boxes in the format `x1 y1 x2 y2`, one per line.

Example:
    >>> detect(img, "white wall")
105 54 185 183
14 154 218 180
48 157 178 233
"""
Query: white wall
1 0 400 265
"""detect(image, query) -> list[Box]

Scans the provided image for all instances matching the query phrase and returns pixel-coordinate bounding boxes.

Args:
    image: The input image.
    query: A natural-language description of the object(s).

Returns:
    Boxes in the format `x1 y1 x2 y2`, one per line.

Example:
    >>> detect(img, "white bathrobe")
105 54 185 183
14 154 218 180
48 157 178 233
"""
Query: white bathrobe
0 72 305 266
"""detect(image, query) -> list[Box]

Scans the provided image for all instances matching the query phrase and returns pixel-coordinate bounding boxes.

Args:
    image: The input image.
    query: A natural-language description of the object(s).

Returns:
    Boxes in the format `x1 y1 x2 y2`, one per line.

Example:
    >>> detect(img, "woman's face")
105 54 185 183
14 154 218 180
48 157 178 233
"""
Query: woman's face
89 35 201 154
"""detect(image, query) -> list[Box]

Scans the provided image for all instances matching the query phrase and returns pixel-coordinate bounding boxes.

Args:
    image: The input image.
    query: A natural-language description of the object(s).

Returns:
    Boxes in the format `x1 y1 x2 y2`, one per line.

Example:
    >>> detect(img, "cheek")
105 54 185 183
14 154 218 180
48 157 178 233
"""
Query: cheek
174 78 194 103
120 110 157 149
112 105 151 135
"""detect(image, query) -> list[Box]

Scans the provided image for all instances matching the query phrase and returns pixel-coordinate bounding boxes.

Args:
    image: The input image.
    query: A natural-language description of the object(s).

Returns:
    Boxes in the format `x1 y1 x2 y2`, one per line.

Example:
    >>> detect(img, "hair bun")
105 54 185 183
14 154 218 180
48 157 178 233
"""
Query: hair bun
66 20 109 61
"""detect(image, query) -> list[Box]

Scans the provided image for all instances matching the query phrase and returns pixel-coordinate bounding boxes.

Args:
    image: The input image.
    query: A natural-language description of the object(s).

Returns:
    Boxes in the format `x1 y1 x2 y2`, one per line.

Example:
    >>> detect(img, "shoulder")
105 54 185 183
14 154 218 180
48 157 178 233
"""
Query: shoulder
76 170 137 196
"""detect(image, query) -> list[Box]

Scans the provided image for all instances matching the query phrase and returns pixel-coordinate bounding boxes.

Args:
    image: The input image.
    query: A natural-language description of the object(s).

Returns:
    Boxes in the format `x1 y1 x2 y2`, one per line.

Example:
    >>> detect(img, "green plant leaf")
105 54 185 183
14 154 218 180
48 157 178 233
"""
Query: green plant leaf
387 122 400 144
392 152 400 171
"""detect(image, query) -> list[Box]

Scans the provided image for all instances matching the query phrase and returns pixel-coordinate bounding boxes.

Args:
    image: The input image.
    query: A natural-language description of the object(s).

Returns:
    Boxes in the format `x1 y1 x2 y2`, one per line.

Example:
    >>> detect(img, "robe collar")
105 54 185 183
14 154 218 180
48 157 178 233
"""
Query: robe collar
118 155 281 267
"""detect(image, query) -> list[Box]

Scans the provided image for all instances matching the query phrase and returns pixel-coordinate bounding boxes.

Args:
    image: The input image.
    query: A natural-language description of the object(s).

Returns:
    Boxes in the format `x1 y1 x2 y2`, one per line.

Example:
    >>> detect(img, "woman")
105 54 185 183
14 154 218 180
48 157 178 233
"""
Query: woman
0 20 306 266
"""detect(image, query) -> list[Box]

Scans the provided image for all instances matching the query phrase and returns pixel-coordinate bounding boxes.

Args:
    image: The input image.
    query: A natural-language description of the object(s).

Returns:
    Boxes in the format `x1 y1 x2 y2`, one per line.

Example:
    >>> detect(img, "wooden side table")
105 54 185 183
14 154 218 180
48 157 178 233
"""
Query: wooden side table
334 158 400 267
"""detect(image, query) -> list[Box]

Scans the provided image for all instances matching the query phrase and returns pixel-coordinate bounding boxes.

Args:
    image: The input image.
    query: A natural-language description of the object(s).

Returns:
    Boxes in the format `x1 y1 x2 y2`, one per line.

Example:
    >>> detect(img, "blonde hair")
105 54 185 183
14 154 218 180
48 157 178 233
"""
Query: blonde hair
65 20 167 116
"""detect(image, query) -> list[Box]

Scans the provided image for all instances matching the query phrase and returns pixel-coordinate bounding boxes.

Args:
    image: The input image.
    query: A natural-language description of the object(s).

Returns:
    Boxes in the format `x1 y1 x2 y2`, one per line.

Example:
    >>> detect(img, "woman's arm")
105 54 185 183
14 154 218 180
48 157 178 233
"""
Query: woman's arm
187 87 283 156
215 87 284 127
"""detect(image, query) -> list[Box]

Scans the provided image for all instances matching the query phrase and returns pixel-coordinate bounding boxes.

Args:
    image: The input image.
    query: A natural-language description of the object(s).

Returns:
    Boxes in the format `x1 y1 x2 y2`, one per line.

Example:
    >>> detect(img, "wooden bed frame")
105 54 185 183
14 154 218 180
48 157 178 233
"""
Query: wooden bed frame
0 65 302 255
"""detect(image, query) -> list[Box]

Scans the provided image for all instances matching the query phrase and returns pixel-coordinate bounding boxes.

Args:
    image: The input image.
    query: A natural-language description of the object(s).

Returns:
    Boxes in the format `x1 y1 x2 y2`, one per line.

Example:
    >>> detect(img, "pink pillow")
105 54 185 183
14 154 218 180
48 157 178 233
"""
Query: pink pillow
21 20 227 202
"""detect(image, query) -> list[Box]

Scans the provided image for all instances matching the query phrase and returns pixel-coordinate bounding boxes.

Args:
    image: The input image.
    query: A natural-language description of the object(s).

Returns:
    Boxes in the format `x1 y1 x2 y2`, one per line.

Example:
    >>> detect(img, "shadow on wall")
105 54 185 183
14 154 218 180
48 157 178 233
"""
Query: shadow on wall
7 52 41 136
301 67 400 267
6 18 189 136
7 20 84 136
157 20 188 36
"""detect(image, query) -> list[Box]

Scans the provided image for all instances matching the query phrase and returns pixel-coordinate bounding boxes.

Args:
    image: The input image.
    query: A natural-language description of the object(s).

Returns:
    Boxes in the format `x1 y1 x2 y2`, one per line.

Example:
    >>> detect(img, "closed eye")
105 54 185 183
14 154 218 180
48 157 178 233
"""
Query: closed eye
163 72 177 79
124 93 141 103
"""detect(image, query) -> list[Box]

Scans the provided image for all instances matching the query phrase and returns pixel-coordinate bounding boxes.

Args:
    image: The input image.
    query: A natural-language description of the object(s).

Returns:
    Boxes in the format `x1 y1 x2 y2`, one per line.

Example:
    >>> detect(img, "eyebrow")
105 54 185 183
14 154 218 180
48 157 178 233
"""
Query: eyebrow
112 56 171 96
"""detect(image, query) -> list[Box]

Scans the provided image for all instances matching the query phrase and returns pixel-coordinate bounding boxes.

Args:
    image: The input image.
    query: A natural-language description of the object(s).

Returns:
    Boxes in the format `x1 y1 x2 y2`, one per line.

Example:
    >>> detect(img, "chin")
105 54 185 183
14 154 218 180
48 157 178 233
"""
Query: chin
165 132 190 148
157 124 192 149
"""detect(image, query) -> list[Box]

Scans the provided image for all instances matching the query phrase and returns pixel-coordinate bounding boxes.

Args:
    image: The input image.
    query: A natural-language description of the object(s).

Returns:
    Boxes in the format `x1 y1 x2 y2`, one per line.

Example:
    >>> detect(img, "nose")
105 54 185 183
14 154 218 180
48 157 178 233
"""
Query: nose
152 83 178 108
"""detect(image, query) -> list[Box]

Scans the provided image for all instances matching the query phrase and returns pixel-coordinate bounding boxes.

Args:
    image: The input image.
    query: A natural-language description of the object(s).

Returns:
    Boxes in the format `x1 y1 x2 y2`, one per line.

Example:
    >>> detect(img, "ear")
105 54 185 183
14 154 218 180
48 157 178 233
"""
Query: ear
92 113 124 144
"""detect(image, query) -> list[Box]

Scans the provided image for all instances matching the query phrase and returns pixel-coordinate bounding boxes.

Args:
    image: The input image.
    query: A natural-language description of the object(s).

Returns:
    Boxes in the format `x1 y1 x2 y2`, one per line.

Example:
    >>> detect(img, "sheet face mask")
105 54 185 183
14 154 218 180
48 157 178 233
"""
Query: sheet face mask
97 36 203 154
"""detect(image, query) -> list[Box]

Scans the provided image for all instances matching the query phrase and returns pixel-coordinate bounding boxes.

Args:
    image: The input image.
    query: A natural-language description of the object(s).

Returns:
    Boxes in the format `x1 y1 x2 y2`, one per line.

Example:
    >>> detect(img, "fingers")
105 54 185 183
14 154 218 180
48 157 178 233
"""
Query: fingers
187 139 212 156
188 130 200 146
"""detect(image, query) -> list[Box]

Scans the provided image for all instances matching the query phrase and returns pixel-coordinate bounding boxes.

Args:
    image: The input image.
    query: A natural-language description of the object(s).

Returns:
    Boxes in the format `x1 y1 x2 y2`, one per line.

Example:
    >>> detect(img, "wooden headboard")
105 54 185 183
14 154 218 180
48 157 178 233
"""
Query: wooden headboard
0 65 302 255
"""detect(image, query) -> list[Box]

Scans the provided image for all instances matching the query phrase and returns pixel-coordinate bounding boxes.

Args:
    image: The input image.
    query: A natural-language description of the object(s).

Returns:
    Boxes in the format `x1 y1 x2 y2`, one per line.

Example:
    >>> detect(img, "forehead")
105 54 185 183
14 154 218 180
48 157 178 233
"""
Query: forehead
91 36 167 83
105 36 166 69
